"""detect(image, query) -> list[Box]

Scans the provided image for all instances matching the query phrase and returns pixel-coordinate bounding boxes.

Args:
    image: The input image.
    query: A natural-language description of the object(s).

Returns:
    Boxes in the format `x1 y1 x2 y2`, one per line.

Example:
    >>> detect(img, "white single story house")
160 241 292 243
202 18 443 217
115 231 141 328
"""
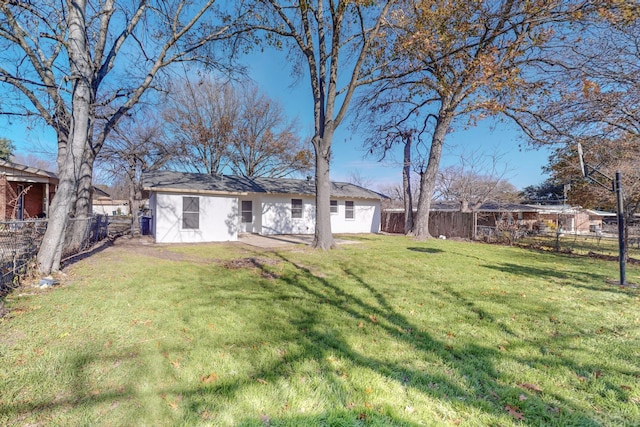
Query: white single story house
142 170 385 243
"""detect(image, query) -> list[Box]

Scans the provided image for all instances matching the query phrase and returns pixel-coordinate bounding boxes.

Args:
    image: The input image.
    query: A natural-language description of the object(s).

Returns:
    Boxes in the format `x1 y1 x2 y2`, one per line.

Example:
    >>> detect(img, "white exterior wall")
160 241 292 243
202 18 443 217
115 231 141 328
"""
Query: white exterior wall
151 192 238 243
149 190 382 243
260 195 381 235
330 199 381 233
92 201 129 216
260 196 316 235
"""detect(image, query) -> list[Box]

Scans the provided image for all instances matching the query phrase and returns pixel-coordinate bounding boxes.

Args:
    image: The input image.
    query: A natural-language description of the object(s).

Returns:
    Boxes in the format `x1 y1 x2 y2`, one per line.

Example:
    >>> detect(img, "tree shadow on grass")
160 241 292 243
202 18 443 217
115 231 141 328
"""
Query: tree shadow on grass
214 250 604 426
4 245 630 426
481 262 637 295
407 247 444 254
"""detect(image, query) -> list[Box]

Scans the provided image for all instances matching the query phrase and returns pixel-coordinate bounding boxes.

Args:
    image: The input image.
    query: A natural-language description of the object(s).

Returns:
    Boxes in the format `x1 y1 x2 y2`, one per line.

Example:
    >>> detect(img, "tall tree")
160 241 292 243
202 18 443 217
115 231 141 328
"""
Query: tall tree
359 0 592 239
98 111 175 235
0 137 15 161
242 0 396 249
163 77 238 175
520 178 566 205
502 3 640 246
506 2 640 149
160 78 311 178
0 1 240 273
434 150 519 211
230 83 312 178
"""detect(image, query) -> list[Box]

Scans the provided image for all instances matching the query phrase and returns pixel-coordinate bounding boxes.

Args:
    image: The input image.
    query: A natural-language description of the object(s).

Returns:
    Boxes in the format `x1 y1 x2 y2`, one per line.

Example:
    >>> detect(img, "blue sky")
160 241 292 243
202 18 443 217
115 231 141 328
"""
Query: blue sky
0 50 552 192
246 50 552 191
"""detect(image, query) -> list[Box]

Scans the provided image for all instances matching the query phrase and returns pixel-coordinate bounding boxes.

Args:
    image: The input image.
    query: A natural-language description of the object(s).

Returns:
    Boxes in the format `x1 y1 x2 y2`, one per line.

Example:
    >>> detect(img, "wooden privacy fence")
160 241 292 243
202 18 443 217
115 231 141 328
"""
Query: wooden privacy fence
381 210 474 239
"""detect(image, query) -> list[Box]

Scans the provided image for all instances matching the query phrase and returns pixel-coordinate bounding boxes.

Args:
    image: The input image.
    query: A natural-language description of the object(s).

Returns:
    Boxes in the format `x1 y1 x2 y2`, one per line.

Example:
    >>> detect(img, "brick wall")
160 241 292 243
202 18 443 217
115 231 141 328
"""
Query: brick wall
0 174 6 220
3 182 47 219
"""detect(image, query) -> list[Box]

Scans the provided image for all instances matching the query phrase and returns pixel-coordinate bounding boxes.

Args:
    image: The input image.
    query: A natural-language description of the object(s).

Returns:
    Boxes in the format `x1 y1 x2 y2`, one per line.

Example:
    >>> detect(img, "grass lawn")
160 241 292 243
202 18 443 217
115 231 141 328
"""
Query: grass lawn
0 235 639 426
518 233 640 260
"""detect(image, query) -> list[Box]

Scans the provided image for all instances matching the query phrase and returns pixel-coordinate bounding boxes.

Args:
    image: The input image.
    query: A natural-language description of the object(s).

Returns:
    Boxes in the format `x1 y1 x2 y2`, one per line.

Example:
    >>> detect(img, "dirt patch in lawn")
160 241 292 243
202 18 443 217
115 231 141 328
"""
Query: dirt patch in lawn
109 236 212 263
223 257 281 279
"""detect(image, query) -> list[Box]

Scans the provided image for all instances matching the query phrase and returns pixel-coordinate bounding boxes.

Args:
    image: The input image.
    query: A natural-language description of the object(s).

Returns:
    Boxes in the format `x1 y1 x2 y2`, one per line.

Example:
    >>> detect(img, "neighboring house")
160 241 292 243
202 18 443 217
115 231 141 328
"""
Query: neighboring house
583 209 617 233
0 160 58 220
92 187 130 216
382 201 612 236
431 201 593 233
142 170 384 243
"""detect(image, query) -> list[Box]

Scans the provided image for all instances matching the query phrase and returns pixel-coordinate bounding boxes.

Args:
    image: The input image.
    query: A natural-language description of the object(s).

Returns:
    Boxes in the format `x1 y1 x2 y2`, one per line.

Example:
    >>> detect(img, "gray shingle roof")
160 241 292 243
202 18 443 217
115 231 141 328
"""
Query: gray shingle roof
142 170 385 199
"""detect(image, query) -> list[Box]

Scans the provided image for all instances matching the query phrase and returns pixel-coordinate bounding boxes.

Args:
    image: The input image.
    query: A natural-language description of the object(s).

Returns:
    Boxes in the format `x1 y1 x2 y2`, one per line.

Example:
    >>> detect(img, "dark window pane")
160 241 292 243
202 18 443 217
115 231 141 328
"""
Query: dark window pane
345 201 354 219
183 213 199 229
241 200 252 223
183 197 199 229
183 196 199 213
291 199 303 219
330 200 338 214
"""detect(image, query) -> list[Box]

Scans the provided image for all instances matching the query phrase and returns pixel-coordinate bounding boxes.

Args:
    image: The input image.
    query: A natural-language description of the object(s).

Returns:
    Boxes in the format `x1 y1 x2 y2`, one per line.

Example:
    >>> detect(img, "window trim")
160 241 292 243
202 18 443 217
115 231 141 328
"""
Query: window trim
291 198 303 219
330 200 338 214
345 200 355 220
182 196 200 229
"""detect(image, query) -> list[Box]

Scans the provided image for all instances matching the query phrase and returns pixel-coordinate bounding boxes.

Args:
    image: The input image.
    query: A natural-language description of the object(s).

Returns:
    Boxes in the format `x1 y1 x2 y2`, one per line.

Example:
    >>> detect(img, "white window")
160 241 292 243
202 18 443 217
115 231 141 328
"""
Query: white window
345 201 354 220
241 200 253 223
182 196 199 229
291 199 303 219
330 200 338 214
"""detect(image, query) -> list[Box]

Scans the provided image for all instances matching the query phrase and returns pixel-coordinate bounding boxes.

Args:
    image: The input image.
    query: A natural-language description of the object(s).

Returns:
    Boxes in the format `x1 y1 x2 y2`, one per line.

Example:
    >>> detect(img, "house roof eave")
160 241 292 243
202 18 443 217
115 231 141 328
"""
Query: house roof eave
144 186 249 197
0 159 58 182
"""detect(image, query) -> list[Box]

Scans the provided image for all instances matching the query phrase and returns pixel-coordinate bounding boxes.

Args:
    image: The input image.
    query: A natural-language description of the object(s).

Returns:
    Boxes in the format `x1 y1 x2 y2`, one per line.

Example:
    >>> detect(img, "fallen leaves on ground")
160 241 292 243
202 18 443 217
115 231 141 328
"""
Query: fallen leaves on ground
517 382 542 393
200 373 218 383
505 404 525 420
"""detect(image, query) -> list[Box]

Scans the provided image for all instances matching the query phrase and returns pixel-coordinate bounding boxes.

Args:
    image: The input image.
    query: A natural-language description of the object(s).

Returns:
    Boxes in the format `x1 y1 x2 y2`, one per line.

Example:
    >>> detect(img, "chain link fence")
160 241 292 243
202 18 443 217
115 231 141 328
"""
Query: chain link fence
477 223 640 262
0 215 115 296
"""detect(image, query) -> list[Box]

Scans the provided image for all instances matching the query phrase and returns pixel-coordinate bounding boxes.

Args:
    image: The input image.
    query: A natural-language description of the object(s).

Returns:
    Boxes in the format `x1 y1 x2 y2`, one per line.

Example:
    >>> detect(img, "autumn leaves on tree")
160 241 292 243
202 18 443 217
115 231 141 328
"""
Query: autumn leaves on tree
0 1 638 274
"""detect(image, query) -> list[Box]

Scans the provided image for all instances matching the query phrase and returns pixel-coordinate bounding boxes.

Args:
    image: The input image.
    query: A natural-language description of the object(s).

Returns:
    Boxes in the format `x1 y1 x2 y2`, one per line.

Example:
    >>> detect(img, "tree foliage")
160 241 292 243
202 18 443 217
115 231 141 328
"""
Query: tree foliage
436 167 519 211
0 137 15 161
520 179 566 205
98 111 175 235
359 0 597 238
503 2 640 235
0 0 240 273
161 77 312 178
230 84 312 178
162 77 238 175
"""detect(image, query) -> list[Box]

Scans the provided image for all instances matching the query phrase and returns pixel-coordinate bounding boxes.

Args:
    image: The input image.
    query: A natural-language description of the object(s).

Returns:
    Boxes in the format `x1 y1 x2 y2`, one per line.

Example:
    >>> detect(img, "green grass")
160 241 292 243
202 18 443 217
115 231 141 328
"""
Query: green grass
518 233 640 260
1 235 639 426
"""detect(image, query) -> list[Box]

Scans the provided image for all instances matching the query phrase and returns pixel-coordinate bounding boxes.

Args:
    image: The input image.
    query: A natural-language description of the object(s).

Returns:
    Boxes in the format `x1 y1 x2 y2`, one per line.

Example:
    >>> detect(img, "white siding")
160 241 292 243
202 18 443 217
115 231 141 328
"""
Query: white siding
152 192 238 243
149 190 382 243
260 196 316 235
92 201 129 216
330 199 381 233
260 195 381 235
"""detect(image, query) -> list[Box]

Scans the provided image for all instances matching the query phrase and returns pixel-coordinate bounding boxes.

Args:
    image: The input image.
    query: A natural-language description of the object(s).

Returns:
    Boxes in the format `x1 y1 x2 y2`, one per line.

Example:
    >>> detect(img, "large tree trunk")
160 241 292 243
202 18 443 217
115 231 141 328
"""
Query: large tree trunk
130 176 142 236
403 134 414 234
412 114 453 239
312 133 335 250
65 148 96 254
38 0 93 274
